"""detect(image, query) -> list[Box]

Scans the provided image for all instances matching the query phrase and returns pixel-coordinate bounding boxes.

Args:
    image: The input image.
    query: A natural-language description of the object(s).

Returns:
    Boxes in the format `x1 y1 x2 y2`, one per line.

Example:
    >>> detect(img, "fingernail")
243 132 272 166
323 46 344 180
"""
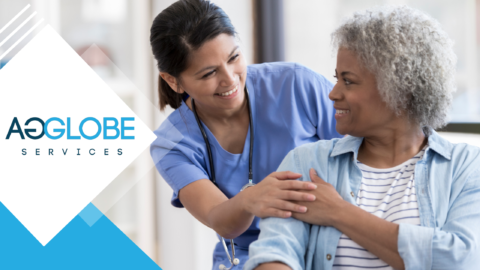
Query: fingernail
300 206 307 213
311 169 318 175
309 183 317 189
285 212 292 218
308 195 316 201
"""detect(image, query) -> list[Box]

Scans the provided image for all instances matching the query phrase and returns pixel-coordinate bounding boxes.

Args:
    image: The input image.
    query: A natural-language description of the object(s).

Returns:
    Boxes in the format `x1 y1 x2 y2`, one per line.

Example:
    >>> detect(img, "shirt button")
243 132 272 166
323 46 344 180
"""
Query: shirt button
350 191 355 197
326 254 332 260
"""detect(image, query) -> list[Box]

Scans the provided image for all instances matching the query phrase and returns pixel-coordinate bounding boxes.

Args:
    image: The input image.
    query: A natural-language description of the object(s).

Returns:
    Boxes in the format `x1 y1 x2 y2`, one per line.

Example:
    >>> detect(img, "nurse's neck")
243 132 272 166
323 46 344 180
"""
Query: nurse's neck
186 94 250 154
185 95 249 126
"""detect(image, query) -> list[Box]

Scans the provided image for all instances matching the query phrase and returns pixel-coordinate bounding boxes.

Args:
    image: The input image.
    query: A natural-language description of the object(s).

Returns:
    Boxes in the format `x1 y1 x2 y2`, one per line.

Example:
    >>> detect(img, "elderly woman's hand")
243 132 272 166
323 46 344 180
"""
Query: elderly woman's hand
292 168 347 226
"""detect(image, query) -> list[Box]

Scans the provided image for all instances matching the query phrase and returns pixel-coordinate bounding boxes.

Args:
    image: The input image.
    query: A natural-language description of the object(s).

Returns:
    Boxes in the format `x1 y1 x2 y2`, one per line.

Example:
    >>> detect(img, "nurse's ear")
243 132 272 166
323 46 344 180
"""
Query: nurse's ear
159 72 184 94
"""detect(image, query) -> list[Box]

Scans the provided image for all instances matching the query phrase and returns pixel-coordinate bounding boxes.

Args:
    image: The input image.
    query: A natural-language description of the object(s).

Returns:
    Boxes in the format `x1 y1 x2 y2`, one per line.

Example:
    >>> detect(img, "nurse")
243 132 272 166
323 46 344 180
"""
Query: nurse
149 0 341 269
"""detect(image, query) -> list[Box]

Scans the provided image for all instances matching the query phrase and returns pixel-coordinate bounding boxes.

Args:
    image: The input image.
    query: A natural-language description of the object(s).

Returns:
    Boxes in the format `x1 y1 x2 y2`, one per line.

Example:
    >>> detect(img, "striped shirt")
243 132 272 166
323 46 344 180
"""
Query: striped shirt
332 146 427 270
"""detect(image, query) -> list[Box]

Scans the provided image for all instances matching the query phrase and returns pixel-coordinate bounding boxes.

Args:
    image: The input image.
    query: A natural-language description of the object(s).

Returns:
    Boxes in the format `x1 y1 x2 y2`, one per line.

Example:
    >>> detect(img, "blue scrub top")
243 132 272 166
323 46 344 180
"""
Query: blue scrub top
150 62 342 269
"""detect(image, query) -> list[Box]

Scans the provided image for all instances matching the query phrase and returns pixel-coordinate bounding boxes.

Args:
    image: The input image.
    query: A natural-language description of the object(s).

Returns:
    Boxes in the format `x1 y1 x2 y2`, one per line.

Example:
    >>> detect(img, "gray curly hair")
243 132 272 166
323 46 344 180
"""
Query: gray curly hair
332 5 457 134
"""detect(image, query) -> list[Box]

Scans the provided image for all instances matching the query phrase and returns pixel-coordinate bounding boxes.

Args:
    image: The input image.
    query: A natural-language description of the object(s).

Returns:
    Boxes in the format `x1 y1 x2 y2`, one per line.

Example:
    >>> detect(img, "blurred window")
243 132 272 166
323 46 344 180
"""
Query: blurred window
284 0 480 125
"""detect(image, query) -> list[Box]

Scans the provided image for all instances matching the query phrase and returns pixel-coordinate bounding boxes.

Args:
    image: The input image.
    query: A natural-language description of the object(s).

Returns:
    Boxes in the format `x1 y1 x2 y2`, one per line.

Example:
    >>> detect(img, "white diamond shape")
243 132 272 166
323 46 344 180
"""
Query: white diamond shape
0 25 156 245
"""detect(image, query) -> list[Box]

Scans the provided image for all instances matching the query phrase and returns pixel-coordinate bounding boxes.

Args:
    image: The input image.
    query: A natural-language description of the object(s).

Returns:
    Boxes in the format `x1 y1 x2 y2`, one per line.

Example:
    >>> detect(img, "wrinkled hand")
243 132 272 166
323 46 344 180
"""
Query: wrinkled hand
241 171 318 219
292 168 346 226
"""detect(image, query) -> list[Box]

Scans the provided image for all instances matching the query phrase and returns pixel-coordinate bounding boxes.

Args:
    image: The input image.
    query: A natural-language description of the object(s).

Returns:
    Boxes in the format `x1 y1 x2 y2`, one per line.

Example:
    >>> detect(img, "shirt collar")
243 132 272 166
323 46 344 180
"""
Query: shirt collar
426 129 453 160
330 135 363 160
330 129 453 161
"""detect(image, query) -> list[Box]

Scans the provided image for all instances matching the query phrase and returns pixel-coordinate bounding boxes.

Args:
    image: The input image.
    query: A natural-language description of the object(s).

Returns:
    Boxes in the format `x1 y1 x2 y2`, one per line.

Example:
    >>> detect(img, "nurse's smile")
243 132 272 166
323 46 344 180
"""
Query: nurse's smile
150 1 342 268
214 83 240 99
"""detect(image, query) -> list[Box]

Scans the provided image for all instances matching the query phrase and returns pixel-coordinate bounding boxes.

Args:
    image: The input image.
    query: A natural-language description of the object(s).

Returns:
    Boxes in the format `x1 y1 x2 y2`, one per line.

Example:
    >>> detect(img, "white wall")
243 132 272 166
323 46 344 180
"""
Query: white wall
284 0 339 82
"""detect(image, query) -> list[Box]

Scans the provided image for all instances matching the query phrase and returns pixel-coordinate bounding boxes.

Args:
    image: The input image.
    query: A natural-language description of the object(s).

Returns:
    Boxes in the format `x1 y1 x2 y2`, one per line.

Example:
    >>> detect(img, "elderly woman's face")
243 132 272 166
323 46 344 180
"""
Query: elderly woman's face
329 48 396 136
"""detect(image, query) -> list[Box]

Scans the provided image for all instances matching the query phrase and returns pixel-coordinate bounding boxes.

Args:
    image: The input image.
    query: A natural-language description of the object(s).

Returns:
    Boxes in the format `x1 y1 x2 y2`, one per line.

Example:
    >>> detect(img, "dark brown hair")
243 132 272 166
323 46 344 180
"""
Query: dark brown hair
150 0 236 110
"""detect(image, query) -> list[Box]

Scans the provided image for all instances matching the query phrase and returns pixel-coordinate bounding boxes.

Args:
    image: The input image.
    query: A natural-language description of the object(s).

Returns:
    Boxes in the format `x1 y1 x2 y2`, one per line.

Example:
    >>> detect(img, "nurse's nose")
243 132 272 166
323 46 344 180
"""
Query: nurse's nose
220 66 236 87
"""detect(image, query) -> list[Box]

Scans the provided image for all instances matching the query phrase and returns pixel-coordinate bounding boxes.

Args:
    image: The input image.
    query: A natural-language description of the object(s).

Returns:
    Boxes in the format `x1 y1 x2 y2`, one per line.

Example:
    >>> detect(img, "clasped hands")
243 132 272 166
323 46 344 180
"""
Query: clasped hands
291 168 347 227
241 169 347 227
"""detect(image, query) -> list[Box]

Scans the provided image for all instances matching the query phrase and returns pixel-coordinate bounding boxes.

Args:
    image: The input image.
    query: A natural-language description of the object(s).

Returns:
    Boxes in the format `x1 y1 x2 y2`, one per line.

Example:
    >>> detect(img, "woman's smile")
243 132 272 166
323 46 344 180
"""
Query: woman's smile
215 83 239 99
334 109 350 120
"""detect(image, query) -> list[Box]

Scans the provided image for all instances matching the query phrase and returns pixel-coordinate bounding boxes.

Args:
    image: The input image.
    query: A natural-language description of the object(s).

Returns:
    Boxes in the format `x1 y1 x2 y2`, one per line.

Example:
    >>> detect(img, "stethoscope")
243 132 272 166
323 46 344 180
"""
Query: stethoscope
191 87 255 270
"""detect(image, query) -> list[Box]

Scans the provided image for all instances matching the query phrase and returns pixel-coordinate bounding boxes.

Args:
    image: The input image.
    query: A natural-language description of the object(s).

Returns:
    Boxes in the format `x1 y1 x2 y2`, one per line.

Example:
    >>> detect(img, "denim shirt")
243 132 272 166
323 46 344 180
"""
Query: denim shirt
244 130 480 270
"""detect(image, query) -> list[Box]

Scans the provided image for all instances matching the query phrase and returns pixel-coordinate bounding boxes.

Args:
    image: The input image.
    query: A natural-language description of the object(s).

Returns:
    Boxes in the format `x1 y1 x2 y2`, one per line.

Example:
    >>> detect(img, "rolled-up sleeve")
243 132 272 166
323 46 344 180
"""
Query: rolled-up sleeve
245 217 310 270
150 119 209 208
398 168 480 269
244 150 310 270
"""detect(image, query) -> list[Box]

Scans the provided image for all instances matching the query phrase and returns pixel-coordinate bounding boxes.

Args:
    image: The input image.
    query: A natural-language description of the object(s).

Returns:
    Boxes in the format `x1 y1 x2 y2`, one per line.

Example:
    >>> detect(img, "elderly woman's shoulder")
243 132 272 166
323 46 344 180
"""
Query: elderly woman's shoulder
448 141 480 162
431 132 480 173
291 137 344 158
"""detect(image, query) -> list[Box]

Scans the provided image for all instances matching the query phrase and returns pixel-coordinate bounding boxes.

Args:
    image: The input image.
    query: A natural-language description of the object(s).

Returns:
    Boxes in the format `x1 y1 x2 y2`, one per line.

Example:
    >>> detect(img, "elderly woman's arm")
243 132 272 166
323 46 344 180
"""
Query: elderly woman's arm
295 168 480 269
255 263 292 270
397 168 480 269
329 201 405 269
293 170 405 269
244 216 309 270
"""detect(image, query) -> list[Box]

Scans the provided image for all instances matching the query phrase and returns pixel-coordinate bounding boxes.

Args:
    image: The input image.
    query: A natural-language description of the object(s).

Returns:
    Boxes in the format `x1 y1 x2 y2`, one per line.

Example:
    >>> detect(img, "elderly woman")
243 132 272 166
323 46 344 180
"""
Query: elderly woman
244 5 480 270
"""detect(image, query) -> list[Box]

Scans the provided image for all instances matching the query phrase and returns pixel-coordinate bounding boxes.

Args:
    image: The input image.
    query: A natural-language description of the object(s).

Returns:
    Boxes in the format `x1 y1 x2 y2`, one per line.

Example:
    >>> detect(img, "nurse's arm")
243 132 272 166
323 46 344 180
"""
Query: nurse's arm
179 178 253 238
179 171 316 239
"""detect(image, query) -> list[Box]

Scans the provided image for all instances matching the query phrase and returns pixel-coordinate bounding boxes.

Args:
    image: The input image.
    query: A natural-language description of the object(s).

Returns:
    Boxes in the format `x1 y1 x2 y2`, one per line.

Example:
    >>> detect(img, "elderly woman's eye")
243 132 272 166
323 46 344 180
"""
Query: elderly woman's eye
344 78 352 85
333 75 338 81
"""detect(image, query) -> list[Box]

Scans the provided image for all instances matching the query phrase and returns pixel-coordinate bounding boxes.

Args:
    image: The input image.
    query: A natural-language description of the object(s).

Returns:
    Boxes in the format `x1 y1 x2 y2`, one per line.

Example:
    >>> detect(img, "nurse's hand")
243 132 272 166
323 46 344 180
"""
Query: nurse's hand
291 168 345 226
241 171 318 218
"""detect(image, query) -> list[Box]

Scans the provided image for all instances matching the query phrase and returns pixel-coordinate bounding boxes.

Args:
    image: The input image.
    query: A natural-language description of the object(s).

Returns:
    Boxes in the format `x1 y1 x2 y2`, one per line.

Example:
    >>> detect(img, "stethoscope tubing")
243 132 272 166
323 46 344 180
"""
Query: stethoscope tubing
191 86 254 269
191 86 254 185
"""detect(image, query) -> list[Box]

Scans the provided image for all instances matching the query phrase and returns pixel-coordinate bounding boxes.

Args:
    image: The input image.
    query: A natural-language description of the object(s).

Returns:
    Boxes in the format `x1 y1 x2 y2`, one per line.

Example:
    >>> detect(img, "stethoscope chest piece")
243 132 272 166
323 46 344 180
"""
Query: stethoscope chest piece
240 180 255 192
219 257 240 270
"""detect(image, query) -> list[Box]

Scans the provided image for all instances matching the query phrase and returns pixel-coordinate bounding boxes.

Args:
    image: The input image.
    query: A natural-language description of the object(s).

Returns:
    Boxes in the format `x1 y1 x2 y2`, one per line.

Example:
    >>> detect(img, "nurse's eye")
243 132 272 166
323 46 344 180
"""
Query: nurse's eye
202 70 216 78
228 54 239 63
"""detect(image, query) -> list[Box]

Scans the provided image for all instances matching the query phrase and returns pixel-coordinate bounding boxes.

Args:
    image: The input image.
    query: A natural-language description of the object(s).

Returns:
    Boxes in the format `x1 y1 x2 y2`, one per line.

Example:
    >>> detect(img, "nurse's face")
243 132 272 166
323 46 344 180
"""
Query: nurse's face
164 33 247 113
329 48 396 137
